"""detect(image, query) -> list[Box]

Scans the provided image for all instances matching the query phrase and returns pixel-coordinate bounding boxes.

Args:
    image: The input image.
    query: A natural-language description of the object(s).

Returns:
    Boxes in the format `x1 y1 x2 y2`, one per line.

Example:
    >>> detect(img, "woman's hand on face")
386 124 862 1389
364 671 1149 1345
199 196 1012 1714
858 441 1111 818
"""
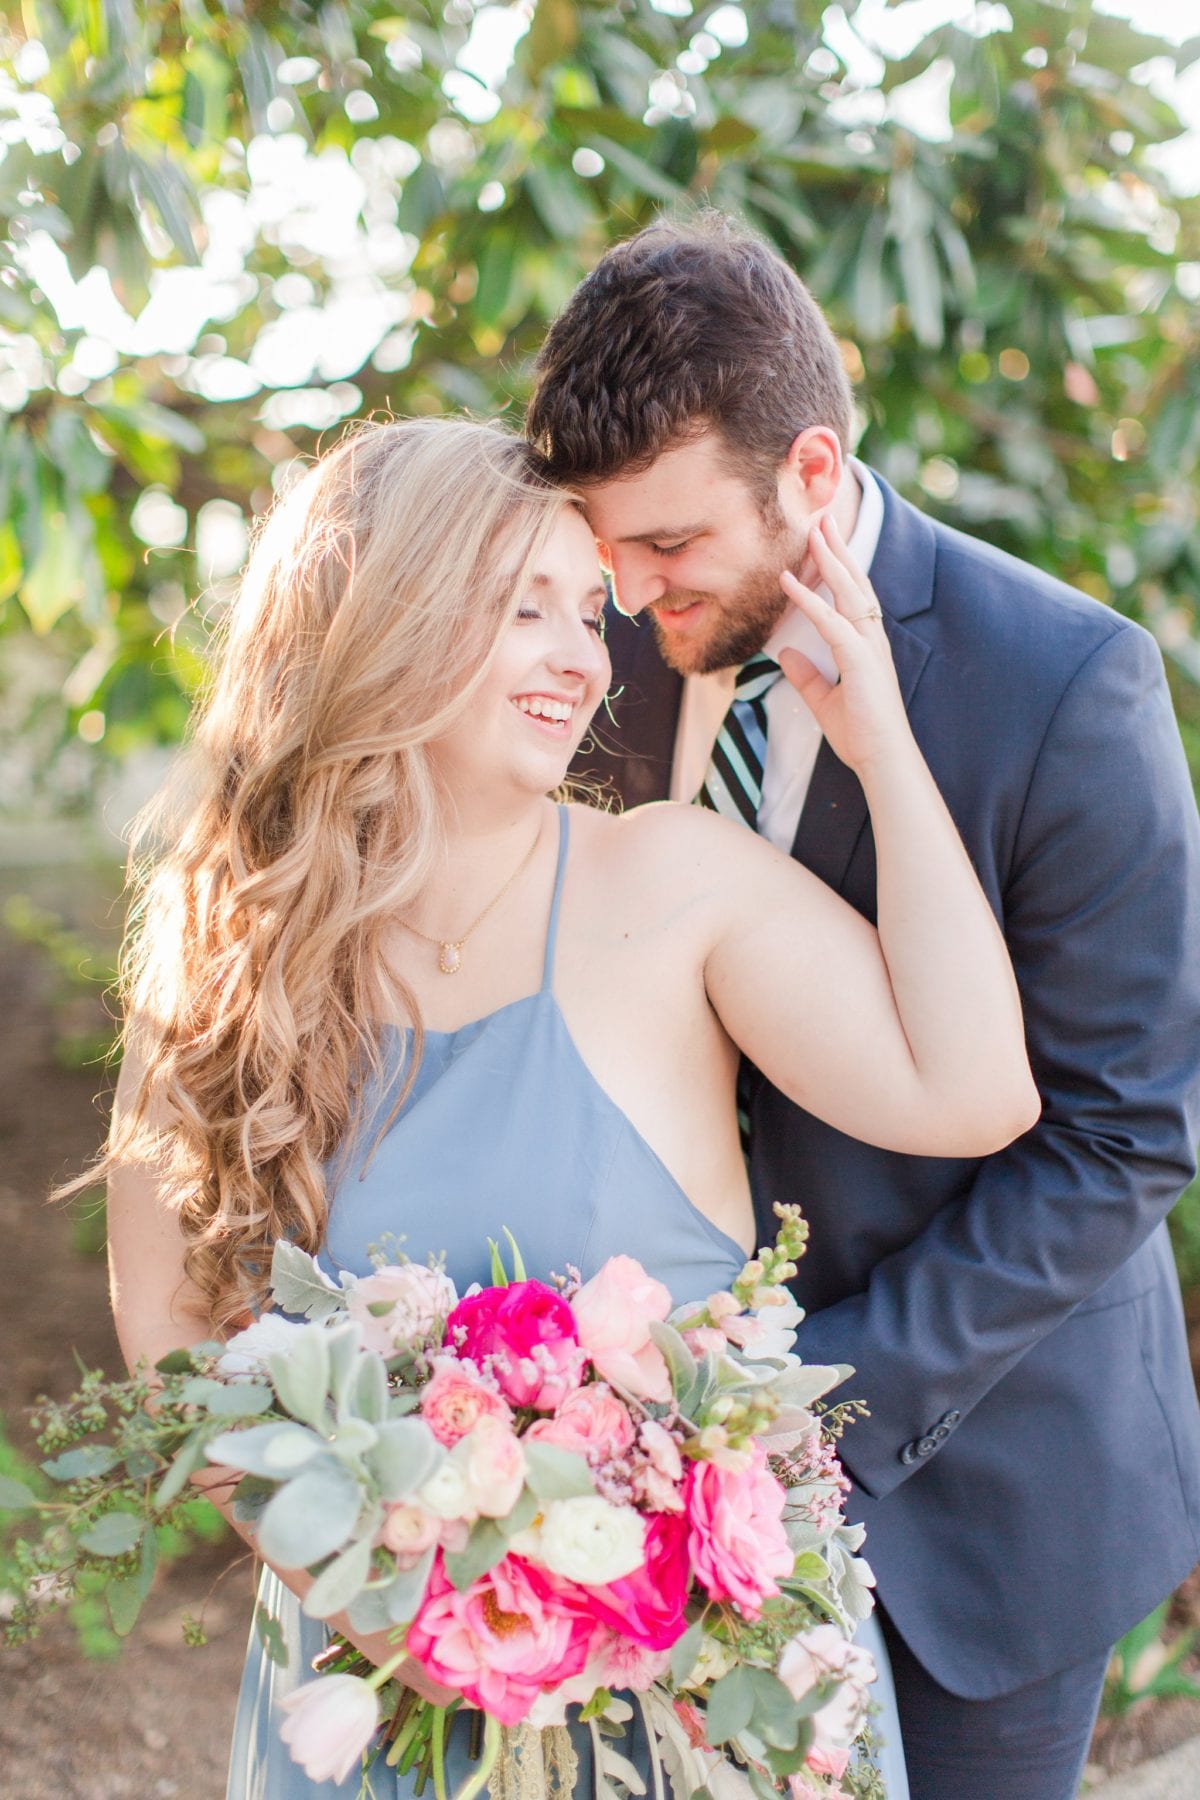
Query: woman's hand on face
776 514 909 778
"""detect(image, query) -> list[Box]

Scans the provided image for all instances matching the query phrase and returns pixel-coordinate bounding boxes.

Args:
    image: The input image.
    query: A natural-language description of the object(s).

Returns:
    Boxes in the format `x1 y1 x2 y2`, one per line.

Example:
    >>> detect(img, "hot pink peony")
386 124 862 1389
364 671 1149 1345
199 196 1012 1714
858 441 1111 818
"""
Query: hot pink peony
420 1358 512 1446
686 1442 794 1617
571 1509 691 1649
446 1280 583 1410
570 1256 673 1400
525 1382 636 1460
406 1553 597 1725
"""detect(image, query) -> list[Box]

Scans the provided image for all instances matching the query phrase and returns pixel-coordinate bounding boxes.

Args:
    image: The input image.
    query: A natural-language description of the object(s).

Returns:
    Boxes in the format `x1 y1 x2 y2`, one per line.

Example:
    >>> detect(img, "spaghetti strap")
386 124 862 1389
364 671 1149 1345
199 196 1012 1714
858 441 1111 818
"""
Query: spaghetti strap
541 804 570 992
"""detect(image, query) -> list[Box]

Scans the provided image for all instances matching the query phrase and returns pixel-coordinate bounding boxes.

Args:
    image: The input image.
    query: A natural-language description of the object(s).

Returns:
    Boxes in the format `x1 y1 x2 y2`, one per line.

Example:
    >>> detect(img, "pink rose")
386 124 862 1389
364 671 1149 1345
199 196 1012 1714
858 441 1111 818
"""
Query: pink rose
686 1442 794 1618
777 1624 875 1766
378 1502 441 1565
279 1674 379 1784
346 1263 457 1356
446 1280 583 1410
571 1256 673 1400
525 1383 636 1460
421 1358 512 1446
456 1414 527 1518
406 1554 596 1725
570 1509 691 1649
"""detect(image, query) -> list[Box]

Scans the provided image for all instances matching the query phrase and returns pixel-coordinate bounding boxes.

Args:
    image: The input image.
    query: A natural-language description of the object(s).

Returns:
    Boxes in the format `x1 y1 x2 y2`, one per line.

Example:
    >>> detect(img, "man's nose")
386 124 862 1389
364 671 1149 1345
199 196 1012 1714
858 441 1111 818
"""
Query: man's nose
609 550 667 618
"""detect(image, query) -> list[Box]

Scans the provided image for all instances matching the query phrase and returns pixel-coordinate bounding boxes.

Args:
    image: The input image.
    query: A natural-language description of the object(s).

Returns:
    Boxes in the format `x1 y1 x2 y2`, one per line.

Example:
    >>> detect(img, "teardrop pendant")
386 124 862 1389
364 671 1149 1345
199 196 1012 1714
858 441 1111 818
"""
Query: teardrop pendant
438 941 464 975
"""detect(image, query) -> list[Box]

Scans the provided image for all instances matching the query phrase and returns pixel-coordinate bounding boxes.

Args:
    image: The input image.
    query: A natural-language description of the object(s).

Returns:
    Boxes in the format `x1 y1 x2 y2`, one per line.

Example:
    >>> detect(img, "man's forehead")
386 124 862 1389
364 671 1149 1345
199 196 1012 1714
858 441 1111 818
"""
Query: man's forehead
582 434 742 537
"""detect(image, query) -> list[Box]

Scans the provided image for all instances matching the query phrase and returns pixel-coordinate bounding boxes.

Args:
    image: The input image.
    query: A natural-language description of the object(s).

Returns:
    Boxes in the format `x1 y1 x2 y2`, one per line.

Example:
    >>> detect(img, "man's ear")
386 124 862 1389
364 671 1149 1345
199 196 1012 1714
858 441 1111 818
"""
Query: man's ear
780 426 843 520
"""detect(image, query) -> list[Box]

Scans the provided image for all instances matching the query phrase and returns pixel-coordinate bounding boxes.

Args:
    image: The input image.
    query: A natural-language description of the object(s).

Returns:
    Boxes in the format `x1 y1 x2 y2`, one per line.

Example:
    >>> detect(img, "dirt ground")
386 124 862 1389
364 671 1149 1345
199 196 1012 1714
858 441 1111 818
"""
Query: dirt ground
1 857 1198 1800
0 860 253 1800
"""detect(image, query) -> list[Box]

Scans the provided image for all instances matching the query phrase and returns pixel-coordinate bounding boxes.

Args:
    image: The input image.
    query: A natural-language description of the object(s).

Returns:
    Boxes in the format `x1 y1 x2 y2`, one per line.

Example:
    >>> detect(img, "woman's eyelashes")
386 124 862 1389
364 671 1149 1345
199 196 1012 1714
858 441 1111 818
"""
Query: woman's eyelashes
516 607 605 634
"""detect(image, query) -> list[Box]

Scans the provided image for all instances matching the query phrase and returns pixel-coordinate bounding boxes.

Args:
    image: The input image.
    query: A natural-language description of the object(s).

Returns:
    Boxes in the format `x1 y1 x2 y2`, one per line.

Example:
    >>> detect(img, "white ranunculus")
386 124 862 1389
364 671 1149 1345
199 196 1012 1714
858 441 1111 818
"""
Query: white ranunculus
537 1496 646 1586
217 1313 310 1377
345 1263 458 1356
417 1459 477 1522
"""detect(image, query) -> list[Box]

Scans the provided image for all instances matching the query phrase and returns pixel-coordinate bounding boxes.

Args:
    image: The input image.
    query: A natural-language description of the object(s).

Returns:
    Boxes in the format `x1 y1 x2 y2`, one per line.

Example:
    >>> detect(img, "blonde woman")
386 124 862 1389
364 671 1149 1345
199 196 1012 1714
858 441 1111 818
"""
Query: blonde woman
102 418 1037 1797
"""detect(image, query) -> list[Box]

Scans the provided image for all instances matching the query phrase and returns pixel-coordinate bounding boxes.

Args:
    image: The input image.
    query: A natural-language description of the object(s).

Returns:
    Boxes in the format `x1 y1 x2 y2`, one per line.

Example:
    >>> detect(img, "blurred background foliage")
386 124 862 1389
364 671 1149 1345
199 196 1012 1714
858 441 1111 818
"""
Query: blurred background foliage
1 0 1199 816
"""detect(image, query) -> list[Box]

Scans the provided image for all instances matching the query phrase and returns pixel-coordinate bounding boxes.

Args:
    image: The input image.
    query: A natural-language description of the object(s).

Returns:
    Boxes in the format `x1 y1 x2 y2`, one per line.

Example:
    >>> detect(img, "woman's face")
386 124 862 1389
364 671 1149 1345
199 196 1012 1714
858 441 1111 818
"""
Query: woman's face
428 507 611 804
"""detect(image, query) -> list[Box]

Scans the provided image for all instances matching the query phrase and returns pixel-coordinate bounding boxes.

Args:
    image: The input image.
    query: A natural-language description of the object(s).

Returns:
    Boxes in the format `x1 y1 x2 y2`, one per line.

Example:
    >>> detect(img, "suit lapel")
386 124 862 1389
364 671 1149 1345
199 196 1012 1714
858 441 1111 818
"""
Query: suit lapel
791 478 936 895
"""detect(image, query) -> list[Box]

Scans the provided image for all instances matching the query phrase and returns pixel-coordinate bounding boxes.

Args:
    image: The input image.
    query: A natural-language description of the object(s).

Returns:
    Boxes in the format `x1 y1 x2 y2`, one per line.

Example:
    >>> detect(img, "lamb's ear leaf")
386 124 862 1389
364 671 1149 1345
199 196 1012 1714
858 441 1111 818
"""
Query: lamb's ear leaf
254 1457 361 1569
301 1535 374 1620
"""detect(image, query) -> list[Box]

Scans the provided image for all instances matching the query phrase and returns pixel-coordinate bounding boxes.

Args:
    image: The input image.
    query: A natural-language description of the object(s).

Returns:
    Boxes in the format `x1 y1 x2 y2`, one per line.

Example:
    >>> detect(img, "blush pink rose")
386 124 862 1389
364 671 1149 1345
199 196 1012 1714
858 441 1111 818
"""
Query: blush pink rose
406 1554 596 1725
686 1442 794 1618
570 1257 673 1400
777 1624 875 1767
446 1280 583 1410
569 1509 691 1649
346 1263 457 1356
525 1383 636 1460
420 1358 512 1446
378 1502 441 1565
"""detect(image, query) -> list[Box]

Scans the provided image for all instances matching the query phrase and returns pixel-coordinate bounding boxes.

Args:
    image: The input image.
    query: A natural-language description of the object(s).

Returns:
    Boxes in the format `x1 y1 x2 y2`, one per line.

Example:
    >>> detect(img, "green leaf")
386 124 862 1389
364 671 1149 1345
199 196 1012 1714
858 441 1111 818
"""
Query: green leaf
444 1518 509 1591
0 1476 38 1511
522 1442 594 1501
107 1571 146 1636
255 1457 362 1569
255 1603 289 1668
155 1347 201 1376
347 1348 388 1424
488 1237 510 1286
206 1421 324 1479
154 1430 209 1509
748 1669 806 1750
502 1228 528 1282
498 1484 540 1538
42 1444 122 1481
269 1241 345 1321
648 1320 698 1403
704 1665 756 1745
78 1510 145 1557
791 1551 828 1581
180 1375 275 1416
669 1619 705 1685
366 1417 443 1501
268 1325 331 1430
588 133 685 204
301 1535 374 1620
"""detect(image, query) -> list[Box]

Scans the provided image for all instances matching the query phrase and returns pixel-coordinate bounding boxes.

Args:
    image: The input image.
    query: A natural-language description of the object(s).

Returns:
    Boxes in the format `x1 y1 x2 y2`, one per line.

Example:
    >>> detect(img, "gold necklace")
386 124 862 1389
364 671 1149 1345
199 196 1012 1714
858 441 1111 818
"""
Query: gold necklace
399 819 543 975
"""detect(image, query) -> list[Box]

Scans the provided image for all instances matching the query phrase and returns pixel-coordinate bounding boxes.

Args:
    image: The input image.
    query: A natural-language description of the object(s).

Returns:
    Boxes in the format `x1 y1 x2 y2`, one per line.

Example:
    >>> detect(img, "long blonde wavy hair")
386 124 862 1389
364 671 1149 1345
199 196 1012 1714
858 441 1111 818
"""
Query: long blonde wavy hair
96 418 571 1332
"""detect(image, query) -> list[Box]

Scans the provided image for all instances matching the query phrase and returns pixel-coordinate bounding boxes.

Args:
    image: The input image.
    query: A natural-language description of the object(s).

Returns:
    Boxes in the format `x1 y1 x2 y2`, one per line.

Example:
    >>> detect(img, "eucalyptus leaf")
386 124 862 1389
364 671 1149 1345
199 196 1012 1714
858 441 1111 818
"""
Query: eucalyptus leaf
704 1666 755 1746
256 1457 362 1569
78 1511 144 1557
107 1571 146 1636
443 1518 508 1591
255 1603 289 1669
301 1535 374 1619
367 1417 443 1501
0 1476 38 1511
155 1431 209 1508
498 1484 540 1538
181 1375 275 1417
747 1669 806 1751
269 1241 346 1321
42 1444 122 1481
668 1619 705 1685
231 1473 274 1526
522 1442 594 1501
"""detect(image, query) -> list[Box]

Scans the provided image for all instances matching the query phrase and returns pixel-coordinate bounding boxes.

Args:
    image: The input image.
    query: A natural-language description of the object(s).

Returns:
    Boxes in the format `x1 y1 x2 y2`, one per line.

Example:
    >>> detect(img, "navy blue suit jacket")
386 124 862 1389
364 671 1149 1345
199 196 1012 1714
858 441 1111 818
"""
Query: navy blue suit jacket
575 474 1200 1697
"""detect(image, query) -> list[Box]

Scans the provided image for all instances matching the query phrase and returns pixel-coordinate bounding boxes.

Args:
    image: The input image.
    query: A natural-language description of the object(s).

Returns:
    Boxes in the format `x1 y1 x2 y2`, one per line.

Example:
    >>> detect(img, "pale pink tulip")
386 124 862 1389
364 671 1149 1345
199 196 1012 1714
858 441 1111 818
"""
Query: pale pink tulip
279 1674 379 1784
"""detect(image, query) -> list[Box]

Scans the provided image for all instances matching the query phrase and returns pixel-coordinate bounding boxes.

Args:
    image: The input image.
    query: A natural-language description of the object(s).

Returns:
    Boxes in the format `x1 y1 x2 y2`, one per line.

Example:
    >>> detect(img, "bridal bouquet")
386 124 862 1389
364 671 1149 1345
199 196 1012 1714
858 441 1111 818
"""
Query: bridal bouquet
1 1207 882 1800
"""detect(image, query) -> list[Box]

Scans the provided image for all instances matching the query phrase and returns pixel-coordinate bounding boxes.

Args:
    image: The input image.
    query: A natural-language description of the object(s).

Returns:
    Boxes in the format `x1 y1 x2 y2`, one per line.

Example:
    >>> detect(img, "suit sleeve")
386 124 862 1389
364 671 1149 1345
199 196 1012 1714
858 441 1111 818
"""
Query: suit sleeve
791 620 1200 1501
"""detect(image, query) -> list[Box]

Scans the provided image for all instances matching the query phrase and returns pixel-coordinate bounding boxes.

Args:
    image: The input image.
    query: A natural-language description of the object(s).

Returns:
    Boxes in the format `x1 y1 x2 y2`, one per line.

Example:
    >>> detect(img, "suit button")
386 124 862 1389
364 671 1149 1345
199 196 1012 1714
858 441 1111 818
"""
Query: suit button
932 1423 951 1442
900 1441 920 1465
940 1410 961 1427
917 1436 938 1456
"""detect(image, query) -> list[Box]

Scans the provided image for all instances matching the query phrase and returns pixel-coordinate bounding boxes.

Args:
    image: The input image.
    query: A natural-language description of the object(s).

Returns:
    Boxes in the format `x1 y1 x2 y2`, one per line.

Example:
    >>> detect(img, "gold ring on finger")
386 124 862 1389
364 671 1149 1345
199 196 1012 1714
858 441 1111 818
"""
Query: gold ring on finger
847 606 883 622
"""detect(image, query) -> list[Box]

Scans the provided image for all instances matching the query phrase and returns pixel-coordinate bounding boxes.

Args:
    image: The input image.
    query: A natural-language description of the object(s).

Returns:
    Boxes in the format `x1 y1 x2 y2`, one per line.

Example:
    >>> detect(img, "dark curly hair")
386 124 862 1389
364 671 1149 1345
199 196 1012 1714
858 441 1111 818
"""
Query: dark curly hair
526 210 854 499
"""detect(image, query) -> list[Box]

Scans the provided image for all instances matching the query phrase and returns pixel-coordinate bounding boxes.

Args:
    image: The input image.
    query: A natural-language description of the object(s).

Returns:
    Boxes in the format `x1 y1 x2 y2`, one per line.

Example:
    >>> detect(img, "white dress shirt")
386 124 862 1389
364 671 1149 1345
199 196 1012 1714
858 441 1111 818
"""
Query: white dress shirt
669 458 885 852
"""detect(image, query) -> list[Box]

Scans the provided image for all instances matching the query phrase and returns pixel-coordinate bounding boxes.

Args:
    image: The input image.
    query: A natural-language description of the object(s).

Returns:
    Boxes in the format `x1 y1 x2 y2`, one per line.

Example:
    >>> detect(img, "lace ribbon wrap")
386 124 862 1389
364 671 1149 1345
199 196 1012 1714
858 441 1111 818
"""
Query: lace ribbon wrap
486 1723 580 1800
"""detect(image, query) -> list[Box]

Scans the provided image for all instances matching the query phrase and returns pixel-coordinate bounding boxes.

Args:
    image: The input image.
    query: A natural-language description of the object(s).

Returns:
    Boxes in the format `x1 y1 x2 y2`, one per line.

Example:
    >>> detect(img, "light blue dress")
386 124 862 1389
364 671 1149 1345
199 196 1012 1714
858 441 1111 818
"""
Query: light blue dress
227 806 907 1799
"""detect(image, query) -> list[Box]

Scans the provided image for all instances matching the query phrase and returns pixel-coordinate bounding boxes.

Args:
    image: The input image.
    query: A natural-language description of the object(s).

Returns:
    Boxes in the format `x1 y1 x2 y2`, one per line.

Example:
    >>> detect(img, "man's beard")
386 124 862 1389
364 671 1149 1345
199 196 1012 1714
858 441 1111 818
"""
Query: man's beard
650 533 808 677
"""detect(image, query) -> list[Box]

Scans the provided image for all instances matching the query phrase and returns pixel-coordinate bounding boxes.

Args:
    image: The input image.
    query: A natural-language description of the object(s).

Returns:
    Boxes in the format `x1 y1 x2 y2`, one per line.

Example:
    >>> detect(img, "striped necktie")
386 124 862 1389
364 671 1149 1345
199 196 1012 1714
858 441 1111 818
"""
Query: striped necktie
697 654 783 827
696 654 783 1158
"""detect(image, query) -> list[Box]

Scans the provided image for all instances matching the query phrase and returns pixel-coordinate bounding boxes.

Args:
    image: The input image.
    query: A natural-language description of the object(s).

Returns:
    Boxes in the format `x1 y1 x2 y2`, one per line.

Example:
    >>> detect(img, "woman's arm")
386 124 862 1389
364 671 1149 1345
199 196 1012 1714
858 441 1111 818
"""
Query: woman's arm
698 514 1039 1158
106 1048 454 1700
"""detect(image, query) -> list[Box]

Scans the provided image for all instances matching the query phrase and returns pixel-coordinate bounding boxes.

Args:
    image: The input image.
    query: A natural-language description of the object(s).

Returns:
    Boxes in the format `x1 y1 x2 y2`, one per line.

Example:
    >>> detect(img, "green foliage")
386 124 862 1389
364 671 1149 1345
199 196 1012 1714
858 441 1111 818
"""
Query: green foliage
1168 1172 1200 1292
1103 1599 1200 1715
0 0 1196 814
